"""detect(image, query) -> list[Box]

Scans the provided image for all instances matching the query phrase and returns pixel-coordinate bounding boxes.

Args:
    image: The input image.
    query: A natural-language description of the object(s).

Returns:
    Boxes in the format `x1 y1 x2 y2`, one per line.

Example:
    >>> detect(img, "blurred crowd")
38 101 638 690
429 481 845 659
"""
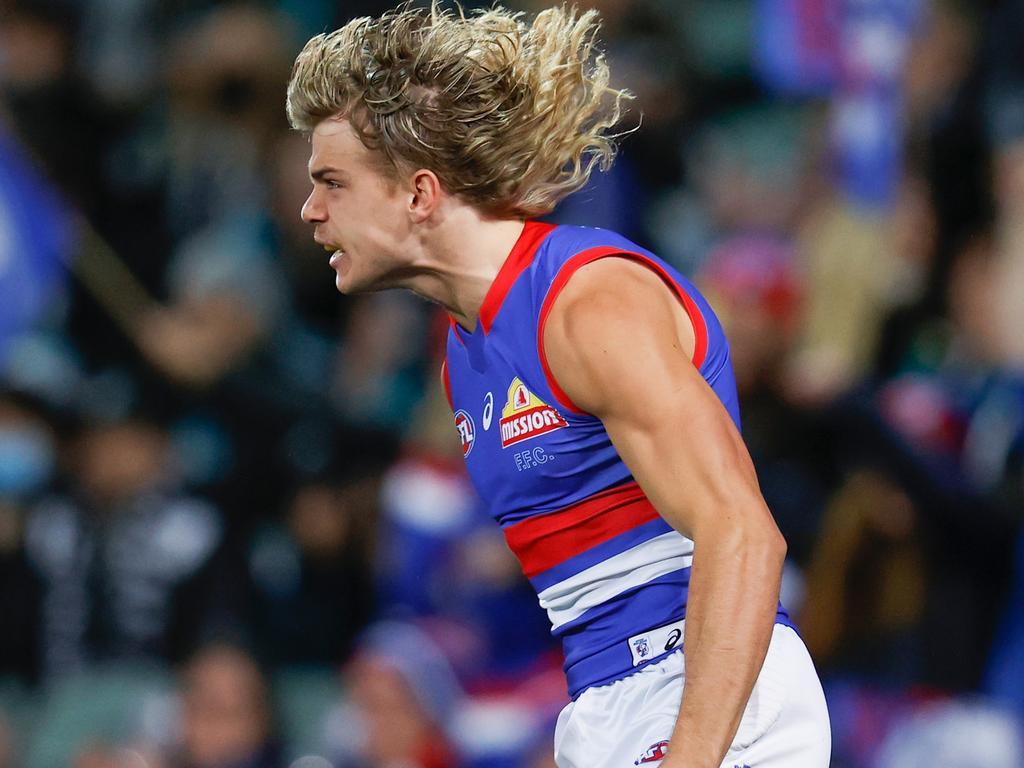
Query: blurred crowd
0 0 1023 766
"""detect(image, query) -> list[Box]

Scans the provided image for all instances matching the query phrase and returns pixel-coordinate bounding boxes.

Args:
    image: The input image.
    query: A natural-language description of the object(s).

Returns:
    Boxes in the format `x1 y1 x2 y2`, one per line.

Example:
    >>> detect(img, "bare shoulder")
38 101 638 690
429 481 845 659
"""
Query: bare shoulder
552 256 679 318
542 255 699 416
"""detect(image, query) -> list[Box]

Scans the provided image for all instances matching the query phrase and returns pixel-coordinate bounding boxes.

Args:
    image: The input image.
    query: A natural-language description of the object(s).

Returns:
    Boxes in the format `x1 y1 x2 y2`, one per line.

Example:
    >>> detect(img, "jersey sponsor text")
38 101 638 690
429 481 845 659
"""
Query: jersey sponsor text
499 377 568 448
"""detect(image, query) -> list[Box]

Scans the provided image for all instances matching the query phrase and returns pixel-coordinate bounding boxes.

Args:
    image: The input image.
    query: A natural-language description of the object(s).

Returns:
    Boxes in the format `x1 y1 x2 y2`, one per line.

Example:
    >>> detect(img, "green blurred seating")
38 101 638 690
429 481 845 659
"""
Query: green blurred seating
24 664 173 768
272 666 342 760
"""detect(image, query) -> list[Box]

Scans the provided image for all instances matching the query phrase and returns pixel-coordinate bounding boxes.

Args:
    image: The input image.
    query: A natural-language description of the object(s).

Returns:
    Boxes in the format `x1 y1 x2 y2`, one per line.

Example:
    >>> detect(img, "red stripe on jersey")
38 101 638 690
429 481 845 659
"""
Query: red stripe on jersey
448 315 465 346
502 482 661 578
441 358 453 410
537 248 709 415
479 221 557 334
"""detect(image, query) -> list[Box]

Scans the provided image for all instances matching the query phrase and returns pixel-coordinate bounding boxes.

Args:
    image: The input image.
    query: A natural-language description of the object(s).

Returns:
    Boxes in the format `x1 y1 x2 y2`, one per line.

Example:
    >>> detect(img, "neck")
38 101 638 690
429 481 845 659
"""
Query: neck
403 208 526 332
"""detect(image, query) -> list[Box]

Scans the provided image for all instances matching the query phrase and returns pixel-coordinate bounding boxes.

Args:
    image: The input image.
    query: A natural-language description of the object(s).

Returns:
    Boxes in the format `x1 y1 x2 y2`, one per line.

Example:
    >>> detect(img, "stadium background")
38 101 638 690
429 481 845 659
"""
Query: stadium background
1 0 1023 765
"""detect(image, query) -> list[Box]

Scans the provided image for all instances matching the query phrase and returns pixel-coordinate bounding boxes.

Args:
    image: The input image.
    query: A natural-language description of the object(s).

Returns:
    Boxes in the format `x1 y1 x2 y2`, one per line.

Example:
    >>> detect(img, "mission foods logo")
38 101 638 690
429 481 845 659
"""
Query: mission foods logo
499 378 567 448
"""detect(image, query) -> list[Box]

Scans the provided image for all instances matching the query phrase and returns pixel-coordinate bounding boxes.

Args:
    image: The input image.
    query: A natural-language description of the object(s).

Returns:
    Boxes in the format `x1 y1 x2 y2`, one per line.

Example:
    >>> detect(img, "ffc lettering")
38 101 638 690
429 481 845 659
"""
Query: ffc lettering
515 446 552 471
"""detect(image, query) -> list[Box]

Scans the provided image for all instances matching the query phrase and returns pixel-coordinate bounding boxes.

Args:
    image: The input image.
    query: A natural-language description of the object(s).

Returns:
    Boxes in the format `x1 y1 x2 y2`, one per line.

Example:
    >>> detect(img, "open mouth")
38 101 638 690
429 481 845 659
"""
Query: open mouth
321 243 345 261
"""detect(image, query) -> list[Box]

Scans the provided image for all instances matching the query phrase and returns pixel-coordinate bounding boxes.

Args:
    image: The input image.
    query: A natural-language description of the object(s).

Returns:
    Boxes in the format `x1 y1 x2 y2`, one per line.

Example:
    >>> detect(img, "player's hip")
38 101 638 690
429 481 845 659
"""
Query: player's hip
553 624 831 768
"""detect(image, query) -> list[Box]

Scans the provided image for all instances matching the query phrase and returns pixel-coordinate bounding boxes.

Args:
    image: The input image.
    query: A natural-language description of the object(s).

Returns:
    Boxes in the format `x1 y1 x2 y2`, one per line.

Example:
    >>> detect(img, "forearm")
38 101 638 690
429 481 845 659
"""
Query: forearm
662 523 785 768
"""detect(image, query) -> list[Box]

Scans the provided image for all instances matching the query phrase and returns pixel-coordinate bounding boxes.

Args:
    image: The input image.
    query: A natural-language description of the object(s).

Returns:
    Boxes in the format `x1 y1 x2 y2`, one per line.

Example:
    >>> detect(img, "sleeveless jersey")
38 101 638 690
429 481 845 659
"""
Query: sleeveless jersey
443 222 793 698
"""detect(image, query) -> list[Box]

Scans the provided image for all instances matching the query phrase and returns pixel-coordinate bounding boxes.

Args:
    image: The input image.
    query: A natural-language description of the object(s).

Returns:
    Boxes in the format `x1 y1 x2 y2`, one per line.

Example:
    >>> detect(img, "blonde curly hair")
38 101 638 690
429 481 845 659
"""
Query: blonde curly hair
286 2 632 218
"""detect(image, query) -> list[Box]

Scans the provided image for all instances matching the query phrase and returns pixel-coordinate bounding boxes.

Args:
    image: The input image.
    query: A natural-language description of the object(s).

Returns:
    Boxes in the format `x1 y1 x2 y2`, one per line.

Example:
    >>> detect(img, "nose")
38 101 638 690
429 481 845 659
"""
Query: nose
301 186 326 224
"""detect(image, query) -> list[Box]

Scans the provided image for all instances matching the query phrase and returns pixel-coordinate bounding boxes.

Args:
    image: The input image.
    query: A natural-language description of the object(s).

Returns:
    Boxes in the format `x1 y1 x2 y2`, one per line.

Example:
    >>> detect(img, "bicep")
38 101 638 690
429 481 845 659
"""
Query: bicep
542 258 769 539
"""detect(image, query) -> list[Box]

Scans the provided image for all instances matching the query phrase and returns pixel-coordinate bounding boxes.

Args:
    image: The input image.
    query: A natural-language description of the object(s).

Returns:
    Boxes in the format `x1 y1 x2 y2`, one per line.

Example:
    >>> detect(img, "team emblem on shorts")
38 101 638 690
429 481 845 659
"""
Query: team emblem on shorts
499 377 568 448
632 636 651 660
634 740 670 764
454 409 476 457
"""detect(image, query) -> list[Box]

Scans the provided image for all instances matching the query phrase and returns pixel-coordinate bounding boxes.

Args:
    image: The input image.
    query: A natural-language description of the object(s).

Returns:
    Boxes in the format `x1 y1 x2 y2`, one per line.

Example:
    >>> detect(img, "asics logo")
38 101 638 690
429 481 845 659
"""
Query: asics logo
482 392 494 431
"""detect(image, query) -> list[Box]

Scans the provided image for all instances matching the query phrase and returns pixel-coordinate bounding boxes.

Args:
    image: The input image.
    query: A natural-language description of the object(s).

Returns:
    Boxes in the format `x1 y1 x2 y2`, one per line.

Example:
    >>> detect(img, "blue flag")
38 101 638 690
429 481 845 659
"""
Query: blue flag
756 0 923 208
0 126 75 362
755 0 840 96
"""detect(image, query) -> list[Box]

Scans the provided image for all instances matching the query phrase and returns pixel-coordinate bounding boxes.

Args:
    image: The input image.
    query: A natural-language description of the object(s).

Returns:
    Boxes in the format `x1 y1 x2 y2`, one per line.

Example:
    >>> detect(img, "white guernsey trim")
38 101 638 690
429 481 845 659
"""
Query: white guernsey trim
538 531 694 630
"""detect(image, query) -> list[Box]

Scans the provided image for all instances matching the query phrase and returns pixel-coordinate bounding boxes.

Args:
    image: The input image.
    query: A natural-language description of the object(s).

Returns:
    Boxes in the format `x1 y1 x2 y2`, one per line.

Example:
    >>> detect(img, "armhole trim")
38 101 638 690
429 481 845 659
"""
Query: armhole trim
441 357 454 411
448 315 465 346
537 247 709 416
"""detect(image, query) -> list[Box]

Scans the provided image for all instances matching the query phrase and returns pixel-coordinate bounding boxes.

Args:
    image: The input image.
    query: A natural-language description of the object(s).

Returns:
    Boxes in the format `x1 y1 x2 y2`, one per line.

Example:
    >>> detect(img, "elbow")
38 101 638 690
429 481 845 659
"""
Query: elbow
735 504 788 574
766 525 787 572
747 498 787 562
763 516 787 559
684 483 788 571
696 505 788 572
734 516 785 573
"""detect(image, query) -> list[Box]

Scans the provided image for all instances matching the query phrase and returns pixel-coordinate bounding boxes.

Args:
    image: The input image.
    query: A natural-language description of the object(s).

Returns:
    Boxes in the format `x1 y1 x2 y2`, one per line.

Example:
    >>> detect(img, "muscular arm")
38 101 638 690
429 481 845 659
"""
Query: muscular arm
543 257 786 768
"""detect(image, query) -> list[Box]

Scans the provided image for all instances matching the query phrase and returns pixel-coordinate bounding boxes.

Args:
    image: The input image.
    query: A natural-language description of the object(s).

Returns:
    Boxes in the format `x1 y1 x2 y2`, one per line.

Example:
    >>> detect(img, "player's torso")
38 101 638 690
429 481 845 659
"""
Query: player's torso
446 222 738 521
444 222 643 524
444 222 768 698
447 313 630 527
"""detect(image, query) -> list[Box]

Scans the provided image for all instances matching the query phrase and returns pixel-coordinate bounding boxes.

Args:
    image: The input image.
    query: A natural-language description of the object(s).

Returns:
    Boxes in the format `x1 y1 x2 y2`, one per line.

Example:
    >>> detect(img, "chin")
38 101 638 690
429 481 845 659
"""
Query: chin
332 256 397 295
334 268 378 295
331 252 359 294
334 273 364 294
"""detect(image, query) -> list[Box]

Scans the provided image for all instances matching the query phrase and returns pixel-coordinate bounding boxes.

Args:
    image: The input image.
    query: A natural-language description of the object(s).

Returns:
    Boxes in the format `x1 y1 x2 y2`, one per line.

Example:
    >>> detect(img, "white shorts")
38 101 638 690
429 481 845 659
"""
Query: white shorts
553 624 831 768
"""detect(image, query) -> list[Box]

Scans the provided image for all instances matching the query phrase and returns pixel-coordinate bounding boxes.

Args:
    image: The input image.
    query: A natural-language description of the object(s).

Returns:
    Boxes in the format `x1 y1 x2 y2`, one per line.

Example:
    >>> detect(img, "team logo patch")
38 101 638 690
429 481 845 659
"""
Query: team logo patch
634 740 670 764
454 409 476 457
499 378 568 448
631 636 651 661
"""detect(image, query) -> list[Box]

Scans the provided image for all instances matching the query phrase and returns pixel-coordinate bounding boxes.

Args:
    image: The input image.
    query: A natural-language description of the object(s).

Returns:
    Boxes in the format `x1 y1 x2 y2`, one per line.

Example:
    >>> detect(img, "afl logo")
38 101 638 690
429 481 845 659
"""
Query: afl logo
454 409 476 457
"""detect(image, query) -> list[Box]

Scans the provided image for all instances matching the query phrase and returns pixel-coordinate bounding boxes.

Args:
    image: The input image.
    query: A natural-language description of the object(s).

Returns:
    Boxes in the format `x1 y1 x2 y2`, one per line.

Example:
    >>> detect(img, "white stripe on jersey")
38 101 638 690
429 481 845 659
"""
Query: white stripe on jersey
538 531 694 630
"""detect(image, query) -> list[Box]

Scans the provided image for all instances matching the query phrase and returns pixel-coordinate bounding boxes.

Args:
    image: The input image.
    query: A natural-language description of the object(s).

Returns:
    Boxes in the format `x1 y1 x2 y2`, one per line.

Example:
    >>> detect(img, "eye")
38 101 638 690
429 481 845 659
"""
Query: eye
326 180 343 190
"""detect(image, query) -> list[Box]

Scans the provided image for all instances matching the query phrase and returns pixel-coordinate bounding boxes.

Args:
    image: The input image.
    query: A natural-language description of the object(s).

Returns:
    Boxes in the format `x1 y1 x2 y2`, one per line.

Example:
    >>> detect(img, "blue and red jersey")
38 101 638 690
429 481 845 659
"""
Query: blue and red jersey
443 222 792 698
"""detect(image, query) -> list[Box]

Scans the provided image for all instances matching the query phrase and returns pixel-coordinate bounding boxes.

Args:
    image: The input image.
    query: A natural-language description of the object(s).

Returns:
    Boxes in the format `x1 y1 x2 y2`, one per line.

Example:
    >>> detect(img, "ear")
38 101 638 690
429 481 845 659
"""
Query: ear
408 169 443 223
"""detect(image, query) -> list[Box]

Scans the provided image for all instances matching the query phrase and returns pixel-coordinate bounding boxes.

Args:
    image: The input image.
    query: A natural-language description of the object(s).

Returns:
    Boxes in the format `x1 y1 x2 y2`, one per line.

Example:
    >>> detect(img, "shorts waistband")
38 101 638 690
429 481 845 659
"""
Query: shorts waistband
565 610 796 699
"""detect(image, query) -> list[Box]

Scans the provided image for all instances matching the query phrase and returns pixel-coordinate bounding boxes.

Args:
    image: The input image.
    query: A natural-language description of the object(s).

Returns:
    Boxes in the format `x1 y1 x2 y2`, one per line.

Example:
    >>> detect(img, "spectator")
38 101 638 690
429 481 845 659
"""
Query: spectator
23 412 229 679
328 621 461 768
0 388 57 682
0 1 111 212
169 643 281 768
800 470 926 684
246 474 377 667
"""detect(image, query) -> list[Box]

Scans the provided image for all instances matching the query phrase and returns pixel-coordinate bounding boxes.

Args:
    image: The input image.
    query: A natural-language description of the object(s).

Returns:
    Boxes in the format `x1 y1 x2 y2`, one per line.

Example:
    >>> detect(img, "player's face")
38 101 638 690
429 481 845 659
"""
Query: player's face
301 119 414 294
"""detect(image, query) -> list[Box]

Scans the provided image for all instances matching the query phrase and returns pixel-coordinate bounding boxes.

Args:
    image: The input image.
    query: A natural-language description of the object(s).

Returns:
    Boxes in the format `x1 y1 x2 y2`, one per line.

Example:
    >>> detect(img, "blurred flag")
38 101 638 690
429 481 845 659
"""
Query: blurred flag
831 0 923 208
0 125 75 362
756 0 924 208
755 0 840 96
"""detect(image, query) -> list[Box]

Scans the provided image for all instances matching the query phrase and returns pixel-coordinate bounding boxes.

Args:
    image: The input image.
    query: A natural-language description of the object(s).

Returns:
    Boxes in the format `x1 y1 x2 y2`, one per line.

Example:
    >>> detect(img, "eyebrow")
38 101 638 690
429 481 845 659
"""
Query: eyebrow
309 166 350 182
